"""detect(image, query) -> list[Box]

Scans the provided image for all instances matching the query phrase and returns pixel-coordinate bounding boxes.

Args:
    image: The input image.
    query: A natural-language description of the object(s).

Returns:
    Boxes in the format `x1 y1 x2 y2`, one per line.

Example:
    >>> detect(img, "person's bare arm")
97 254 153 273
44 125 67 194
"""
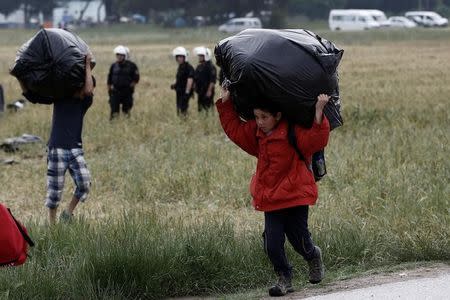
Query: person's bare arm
186 78 194 94
220 86 230 103
82 55 94 97
315 94 330 124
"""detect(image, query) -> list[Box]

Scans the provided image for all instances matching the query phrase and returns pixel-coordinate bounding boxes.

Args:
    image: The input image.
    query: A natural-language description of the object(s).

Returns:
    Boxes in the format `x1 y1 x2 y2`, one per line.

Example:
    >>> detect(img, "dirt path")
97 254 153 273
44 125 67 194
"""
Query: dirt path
272 263 450 300
169 263 450 299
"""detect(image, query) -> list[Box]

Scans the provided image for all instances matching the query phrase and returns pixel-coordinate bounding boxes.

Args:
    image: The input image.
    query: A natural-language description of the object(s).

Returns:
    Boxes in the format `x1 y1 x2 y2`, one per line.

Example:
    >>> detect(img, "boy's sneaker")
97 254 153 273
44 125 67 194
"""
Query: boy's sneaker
268 273 294 297
307 246 325 284
59 210 73 223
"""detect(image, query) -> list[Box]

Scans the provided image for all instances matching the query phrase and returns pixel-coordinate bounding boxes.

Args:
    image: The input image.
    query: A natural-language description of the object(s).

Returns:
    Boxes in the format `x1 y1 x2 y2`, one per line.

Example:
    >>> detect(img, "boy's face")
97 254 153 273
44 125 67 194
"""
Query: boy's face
254 109 281 133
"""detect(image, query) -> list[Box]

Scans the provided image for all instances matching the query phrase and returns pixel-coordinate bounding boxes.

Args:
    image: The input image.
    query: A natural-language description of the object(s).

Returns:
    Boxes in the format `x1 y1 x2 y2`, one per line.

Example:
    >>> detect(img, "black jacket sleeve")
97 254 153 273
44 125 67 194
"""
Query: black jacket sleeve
210 65 217 84
131 62 140 83
188 65 195 79
107 64 114 85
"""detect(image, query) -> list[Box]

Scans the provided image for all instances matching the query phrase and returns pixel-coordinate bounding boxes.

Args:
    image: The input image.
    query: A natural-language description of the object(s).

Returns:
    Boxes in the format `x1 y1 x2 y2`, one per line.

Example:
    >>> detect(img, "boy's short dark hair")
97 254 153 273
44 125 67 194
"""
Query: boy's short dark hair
252 101 281 116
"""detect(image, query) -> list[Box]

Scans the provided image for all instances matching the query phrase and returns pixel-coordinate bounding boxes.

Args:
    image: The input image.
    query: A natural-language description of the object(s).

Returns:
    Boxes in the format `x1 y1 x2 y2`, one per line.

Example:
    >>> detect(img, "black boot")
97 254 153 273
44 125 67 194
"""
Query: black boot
307 246 325 284
268 273 294 297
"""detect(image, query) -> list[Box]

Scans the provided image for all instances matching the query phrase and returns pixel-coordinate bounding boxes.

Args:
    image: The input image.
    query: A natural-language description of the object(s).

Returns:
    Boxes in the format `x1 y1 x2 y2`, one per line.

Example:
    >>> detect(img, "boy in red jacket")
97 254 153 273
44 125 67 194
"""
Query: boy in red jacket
216 87 330 297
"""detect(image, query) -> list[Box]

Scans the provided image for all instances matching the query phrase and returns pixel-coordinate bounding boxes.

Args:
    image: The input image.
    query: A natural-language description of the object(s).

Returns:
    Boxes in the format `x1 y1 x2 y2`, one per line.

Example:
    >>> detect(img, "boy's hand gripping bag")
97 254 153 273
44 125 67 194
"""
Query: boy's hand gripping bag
0 203 35 267
215 29 344 129
10 28 95 101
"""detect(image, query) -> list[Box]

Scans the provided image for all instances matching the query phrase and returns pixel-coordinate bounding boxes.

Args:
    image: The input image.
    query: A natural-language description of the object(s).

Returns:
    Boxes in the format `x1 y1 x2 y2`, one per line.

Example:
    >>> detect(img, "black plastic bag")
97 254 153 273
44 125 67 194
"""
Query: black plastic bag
215 29 343 129
10 28 95 101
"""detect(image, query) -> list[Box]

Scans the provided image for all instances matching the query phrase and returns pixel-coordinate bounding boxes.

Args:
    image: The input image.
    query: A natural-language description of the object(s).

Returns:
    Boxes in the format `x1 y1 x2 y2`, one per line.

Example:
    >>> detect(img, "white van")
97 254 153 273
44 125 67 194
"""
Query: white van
405 11 448 27
366 9 390 27
329 9 381 31
218 17 262 33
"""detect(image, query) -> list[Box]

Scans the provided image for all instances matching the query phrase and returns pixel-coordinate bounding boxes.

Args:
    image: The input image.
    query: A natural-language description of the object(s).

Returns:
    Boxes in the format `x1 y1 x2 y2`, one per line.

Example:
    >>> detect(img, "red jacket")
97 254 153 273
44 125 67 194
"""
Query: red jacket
216 99 330 212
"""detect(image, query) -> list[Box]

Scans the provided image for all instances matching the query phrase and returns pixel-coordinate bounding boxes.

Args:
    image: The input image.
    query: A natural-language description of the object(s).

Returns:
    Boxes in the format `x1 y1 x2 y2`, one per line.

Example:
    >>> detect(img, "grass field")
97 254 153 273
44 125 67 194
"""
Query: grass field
0 25 449 299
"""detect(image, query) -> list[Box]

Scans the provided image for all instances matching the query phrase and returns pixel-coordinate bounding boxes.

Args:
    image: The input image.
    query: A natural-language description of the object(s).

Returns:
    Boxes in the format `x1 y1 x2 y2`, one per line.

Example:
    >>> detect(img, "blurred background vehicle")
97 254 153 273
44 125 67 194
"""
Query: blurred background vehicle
218 17 262 33
387 16 417 28
193 16 206 27
132 14 147 24
405 11 448 27
329 9 380 31
367 9 390 27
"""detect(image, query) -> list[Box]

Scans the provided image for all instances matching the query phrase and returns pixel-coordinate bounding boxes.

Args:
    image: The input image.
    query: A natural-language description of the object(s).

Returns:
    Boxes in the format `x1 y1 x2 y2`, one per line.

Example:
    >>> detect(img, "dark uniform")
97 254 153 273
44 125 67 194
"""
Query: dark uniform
0 84 4 113
107 60 139 119
173 62 194 115
194 61 217 112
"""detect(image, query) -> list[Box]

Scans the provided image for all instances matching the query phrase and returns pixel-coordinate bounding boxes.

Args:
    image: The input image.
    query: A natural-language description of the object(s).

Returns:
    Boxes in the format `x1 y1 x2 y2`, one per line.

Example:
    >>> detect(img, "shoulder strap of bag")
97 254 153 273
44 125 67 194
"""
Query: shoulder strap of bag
7 209 35 247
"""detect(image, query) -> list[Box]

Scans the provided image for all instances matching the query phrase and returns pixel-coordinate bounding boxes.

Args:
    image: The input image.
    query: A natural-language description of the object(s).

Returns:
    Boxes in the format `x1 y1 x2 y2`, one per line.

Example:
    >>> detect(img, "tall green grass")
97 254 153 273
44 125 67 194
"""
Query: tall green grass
0 215 270 299
1 209 447 299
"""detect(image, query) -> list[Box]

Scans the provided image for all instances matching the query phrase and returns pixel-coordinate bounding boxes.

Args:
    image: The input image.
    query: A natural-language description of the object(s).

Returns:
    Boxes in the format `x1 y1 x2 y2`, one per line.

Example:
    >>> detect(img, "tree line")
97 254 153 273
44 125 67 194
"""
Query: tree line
1 0 450 25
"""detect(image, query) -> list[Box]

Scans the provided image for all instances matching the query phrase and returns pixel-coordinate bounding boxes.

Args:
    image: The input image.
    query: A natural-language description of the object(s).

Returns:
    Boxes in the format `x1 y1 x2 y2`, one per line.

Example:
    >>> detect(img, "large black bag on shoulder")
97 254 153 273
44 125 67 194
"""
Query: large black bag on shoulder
10 28 95 101
215 29 344 129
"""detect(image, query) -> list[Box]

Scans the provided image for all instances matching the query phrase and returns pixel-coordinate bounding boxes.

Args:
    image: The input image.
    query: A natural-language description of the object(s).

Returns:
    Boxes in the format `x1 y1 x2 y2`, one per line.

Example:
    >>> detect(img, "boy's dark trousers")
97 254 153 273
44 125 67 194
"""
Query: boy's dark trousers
263 205 316 277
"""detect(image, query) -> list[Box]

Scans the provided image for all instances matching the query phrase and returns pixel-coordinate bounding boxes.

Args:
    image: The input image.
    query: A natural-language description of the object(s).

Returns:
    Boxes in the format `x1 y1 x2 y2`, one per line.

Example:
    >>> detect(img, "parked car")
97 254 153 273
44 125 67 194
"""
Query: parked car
132 14 147 24
218 17 262 33
367 9 390 27
119 16 131 23
329 9 381 31
387 16 417 28
193 16 206 27
405 11 448 27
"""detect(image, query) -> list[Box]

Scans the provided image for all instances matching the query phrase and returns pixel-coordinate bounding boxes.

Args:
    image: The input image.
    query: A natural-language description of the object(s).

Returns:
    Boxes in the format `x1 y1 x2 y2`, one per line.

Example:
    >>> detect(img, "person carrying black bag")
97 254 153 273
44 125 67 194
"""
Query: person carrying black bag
19 55 95 225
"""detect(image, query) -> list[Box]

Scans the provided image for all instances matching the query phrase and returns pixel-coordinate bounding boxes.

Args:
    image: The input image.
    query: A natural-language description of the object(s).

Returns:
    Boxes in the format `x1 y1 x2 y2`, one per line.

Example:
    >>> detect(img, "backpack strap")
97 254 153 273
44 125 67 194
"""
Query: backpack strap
287 122 306 162
7 209 35 247
288 123 315 175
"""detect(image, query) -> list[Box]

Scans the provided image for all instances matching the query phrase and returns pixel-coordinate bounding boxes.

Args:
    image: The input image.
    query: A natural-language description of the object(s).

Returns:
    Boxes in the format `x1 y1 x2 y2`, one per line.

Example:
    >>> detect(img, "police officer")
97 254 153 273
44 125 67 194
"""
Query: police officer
0 84 4 113
107 45 140 120
193 47 217 112
170 47 194 116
